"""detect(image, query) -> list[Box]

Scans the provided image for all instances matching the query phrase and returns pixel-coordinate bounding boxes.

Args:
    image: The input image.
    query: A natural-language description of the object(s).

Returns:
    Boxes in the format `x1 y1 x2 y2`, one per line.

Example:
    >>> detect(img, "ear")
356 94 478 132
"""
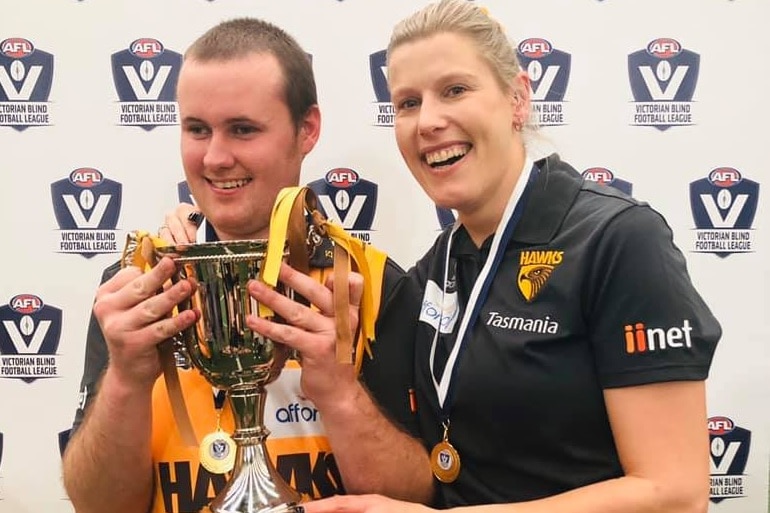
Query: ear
298 104 321 156
509 71 531 128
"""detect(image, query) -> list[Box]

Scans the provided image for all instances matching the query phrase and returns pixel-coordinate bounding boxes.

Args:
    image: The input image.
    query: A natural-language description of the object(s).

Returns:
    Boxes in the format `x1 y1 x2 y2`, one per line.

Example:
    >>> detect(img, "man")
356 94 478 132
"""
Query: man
62 18 432 513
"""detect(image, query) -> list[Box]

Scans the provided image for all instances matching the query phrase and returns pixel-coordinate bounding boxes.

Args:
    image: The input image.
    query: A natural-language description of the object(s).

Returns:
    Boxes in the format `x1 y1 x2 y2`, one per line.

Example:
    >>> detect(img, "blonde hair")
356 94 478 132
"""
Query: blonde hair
387 0 522 92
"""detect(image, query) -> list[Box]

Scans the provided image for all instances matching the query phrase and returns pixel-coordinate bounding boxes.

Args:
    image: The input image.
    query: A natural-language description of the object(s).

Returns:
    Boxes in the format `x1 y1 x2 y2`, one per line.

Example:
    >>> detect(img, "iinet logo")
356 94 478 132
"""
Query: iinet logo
624 320 693 354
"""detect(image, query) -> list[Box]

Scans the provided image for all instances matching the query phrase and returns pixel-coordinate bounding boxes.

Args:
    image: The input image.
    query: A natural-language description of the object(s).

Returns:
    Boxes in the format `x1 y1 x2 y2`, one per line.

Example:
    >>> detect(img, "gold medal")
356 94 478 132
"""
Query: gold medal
199 430 236 474
200 391 235 474
431 440 461 483
430 421 461 483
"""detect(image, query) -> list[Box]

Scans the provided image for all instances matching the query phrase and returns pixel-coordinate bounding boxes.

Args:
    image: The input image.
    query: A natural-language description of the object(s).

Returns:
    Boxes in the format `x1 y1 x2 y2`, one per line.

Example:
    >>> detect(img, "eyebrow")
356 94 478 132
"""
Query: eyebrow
180 116 259 125
439 71 476 84
391 70 478 98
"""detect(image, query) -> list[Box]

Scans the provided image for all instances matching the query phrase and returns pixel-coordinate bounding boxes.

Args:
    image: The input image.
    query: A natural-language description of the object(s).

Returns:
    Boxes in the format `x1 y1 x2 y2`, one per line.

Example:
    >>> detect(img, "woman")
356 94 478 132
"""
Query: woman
361 1 720 511
171 1 721 511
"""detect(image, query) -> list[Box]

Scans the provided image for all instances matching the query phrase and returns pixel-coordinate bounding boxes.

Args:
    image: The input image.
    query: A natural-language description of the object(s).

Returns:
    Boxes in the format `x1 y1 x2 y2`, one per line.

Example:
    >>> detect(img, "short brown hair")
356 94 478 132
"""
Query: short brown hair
185 18 317 128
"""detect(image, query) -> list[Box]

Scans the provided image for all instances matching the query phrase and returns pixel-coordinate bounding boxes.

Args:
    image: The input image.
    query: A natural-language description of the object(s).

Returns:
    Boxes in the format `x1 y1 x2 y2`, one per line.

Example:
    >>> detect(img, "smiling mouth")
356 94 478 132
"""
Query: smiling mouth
207 178 252 190
424 144 471 168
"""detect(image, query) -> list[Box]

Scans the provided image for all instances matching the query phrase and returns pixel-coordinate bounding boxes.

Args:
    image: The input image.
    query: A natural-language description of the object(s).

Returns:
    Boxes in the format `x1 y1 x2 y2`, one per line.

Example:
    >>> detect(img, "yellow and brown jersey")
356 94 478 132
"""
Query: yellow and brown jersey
150 362 337 513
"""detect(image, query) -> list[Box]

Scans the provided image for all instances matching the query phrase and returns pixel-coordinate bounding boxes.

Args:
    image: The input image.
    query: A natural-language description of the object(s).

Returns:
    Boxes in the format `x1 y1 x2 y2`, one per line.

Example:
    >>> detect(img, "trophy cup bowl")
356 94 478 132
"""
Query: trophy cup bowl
156 240 302 513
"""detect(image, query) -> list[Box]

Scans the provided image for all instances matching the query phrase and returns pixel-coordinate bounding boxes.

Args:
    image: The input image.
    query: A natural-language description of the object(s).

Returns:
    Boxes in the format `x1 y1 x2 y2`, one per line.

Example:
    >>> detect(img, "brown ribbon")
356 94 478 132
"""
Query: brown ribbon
286 187 312 274
333 244 353 363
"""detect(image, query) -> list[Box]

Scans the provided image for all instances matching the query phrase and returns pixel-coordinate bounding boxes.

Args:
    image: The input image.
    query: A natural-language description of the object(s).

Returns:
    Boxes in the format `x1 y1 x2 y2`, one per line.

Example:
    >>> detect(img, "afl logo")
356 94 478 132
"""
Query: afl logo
129 38 164 58
69 168 103 188
708 416 735 436
582 167 615 185
0 37 34 58
518 38 552 58
646 38 681 58
325 168 359 188
708 167 742 187
9 294 43 314
0 37 35 59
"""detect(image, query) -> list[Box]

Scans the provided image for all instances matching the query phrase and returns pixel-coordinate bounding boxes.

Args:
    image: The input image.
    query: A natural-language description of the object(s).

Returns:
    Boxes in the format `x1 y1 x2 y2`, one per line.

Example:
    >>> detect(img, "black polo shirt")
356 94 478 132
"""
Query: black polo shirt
404 153 721 506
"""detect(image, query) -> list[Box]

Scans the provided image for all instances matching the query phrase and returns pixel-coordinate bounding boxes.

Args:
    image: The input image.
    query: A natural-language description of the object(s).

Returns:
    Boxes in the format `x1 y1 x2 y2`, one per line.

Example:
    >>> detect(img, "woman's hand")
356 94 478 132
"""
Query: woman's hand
158 202 200 245
303 494 435 513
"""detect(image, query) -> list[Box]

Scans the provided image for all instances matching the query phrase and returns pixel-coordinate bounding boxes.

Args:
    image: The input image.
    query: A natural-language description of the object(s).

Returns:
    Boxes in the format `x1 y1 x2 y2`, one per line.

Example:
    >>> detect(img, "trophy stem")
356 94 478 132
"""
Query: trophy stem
204 385 302 513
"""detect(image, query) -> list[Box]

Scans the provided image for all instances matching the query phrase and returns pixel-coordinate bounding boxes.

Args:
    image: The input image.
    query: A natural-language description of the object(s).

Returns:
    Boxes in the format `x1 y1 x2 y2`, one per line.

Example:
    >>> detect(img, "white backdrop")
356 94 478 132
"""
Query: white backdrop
0 1 768 512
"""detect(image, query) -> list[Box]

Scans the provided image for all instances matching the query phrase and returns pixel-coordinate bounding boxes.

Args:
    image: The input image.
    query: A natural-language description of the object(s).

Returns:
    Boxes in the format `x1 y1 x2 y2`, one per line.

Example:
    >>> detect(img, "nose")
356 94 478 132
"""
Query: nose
202 131 235 169
417 95 446 137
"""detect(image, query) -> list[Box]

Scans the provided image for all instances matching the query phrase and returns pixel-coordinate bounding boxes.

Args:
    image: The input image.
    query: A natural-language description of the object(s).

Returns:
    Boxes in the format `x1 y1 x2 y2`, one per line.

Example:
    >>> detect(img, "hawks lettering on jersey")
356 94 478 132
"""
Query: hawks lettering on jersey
155 441 342 512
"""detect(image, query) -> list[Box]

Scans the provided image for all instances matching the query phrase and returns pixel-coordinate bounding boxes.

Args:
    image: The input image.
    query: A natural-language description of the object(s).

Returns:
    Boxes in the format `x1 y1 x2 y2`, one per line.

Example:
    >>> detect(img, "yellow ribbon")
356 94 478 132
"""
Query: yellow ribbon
121 230 169 271
265 186 385 369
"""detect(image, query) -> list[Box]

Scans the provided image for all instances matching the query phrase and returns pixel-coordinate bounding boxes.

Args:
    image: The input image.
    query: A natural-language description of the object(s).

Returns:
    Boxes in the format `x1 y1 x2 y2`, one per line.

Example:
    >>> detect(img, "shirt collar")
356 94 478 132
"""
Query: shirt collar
512 153 582 245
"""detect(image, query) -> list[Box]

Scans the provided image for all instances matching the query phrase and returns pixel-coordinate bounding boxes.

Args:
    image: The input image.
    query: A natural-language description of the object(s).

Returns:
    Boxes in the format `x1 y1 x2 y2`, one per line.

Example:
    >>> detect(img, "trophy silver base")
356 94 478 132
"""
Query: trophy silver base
201 440 302 513
201 503 300 513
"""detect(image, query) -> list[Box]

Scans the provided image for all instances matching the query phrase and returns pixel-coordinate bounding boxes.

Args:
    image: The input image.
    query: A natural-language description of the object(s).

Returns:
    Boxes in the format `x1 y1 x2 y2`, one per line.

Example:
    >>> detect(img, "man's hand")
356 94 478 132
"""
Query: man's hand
246 262 363 408
93 257 199 389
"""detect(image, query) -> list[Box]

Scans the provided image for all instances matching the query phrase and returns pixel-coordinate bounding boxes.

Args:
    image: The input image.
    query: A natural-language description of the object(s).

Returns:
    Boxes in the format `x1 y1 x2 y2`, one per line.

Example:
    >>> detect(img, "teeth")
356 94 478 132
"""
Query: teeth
211 178 251 190
425 145 469 166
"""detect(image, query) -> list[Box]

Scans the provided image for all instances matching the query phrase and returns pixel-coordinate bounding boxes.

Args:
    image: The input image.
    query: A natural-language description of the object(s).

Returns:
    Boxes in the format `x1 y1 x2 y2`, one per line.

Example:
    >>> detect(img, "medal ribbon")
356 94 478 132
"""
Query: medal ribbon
429 159 537 411
213 388 226 410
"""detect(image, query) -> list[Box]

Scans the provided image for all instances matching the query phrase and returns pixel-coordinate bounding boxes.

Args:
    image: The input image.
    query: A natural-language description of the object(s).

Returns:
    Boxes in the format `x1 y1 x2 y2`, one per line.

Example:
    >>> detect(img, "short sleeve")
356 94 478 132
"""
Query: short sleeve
360 258 422 438
69 261 120 434
586 205 721 388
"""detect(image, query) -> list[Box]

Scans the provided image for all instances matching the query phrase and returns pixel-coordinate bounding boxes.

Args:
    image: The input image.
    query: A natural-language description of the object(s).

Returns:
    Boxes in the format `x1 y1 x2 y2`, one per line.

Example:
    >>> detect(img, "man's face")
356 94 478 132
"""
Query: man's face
177 52 320 241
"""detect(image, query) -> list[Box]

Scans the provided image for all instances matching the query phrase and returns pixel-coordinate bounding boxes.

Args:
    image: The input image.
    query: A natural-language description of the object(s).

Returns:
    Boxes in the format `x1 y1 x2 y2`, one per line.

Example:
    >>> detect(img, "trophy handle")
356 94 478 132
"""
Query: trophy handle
167 267 196 369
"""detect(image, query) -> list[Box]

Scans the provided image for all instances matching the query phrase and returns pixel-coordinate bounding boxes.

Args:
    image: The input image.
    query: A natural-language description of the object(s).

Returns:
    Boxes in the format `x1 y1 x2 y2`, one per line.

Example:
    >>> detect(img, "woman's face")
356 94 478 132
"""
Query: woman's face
388 32 527 226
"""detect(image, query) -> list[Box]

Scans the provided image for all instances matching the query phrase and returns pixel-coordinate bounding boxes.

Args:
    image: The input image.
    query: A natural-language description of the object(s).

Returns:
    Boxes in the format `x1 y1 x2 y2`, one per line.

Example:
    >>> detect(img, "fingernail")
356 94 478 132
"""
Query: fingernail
187 211 204 226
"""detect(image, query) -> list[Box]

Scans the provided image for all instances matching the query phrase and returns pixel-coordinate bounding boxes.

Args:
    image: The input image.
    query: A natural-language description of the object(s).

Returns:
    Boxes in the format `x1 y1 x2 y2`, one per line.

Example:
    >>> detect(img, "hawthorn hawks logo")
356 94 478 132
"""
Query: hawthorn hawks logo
517 250 564 302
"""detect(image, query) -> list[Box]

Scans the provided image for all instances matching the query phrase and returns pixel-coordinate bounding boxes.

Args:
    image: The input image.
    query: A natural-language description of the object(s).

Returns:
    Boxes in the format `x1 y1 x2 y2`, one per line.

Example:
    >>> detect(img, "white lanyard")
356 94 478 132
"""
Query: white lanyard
196 220 207 244
429 159 535 409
